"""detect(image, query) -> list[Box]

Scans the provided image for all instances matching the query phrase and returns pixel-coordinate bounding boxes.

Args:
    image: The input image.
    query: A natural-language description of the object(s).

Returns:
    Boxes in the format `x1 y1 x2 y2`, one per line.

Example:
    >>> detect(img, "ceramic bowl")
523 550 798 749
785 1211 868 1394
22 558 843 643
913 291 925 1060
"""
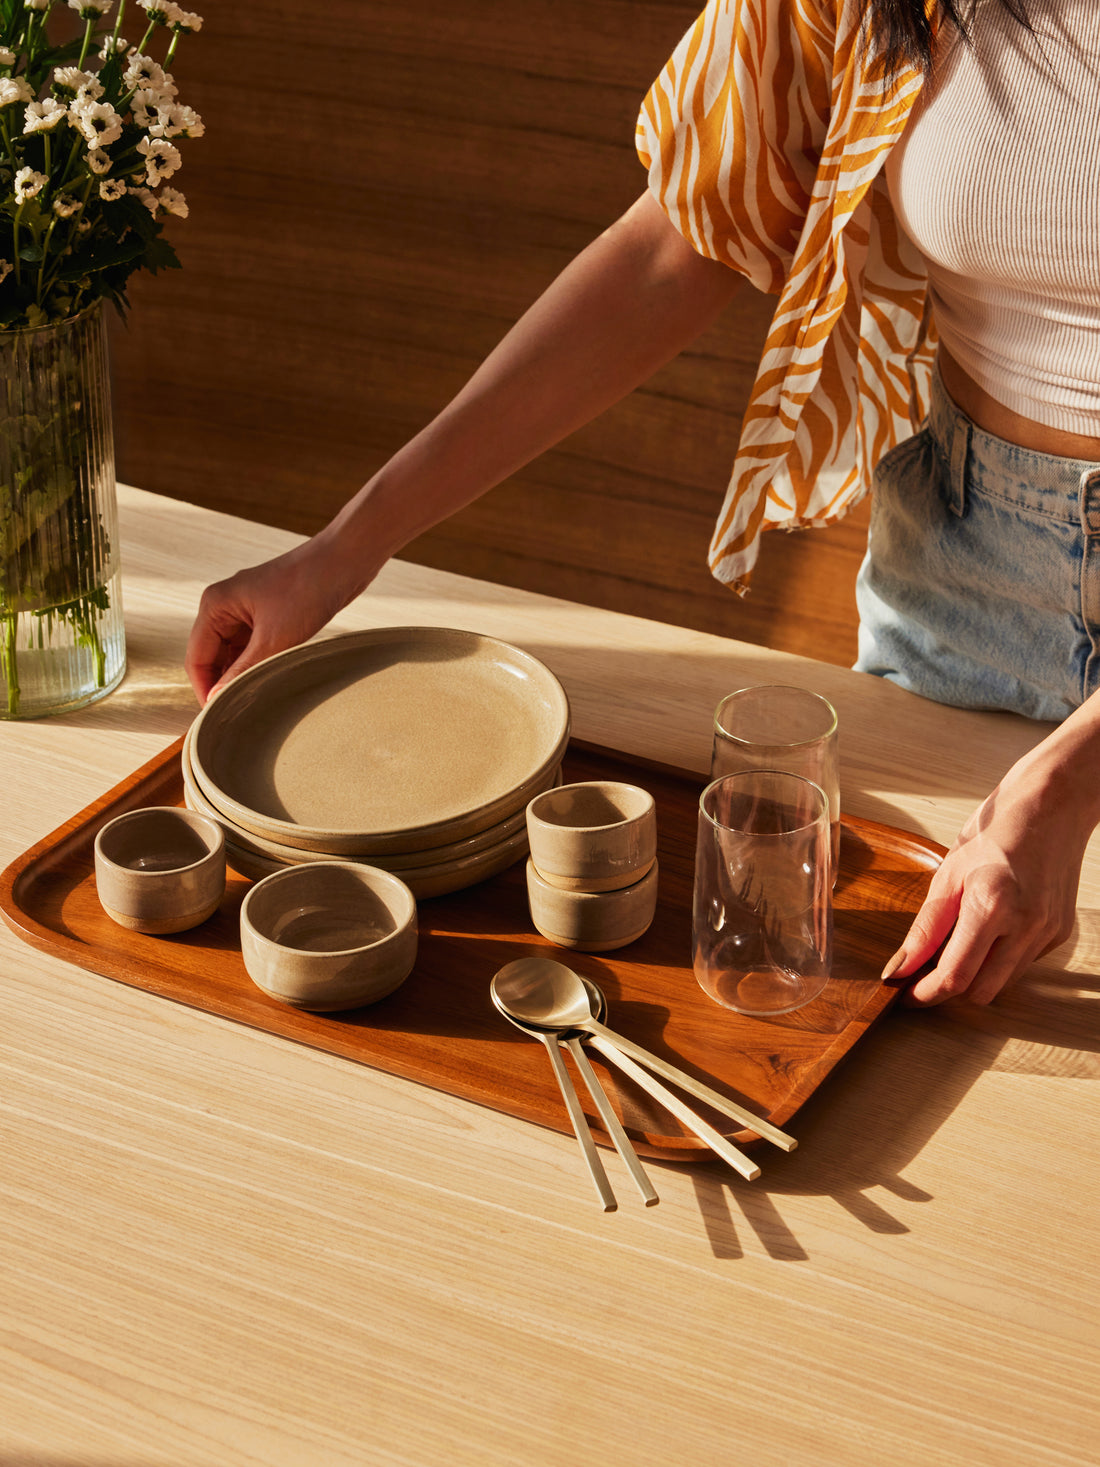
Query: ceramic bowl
525 780 656 892
239 861 418 1011
525 857 659 952
93 805 225 934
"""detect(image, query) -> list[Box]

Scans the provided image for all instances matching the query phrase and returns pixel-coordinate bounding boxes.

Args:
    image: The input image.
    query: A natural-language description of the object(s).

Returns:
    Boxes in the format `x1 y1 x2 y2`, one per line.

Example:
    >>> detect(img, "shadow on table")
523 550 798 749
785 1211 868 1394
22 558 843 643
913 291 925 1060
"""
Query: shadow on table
681 912 1100 1262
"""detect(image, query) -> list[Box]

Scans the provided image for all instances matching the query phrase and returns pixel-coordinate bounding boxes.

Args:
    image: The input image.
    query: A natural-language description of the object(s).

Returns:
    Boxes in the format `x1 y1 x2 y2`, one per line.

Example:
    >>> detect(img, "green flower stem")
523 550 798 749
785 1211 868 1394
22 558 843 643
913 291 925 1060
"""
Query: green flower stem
110 0 127 49
35 215 58 303
1 613 19 719
11 197 24 285
36 173 95 303
0 111 16 169
76 17 94 69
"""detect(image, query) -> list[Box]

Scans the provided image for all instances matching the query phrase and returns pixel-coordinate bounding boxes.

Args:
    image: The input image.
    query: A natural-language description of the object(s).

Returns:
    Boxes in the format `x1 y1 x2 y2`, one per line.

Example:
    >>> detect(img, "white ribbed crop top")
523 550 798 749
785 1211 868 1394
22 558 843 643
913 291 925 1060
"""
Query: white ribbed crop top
885 0 1100 435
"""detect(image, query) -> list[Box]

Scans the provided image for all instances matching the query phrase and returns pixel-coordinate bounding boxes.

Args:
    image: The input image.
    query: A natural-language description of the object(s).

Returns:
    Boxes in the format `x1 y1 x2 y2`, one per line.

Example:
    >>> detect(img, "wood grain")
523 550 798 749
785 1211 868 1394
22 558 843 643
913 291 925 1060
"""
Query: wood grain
1 735 944 1159
106 0 866 667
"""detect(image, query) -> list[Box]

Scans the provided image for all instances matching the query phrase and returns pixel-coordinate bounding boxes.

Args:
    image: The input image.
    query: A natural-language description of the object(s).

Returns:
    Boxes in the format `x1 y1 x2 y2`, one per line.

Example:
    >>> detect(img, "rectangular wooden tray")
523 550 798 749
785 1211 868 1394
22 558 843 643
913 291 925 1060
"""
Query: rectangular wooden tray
0 737 945 1161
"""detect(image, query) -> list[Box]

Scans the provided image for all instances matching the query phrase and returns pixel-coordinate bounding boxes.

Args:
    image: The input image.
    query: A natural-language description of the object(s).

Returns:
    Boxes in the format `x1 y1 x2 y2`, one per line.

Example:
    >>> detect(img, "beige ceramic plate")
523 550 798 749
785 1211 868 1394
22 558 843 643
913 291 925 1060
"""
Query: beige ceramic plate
205 811 532 900
182 728 558 871
188 627 571 855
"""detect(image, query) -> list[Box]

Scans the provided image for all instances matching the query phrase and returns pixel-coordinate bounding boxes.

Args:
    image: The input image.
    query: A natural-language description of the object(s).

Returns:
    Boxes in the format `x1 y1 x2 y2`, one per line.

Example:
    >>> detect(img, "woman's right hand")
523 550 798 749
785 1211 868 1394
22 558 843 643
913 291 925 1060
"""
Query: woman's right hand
184 536 365 704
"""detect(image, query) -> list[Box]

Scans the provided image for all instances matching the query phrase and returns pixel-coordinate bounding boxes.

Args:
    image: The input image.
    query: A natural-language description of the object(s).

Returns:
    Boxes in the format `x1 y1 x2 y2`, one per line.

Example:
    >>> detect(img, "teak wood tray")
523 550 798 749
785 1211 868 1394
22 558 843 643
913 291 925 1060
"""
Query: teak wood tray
0 737 946 1161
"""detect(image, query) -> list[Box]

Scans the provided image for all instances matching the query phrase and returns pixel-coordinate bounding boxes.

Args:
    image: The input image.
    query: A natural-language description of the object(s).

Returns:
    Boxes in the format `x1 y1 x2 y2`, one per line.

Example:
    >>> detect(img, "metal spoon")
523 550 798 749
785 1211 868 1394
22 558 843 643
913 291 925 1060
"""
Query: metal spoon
489 972 616 1211
504 972 760 1182
494 982 659 1207
492 956 797 1157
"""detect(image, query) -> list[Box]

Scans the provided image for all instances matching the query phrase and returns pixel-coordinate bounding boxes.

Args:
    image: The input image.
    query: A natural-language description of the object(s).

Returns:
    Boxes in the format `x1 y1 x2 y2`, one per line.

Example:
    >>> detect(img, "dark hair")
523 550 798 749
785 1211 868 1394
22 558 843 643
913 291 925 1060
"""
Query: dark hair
870 0 1033 75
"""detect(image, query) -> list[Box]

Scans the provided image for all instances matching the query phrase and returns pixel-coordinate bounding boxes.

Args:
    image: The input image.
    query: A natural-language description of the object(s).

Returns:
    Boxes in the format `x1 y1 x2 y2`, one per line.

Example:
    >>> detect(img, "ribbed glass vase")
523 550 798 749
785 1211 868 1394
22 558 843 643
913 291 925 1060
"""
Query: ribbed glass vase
0 302 126 719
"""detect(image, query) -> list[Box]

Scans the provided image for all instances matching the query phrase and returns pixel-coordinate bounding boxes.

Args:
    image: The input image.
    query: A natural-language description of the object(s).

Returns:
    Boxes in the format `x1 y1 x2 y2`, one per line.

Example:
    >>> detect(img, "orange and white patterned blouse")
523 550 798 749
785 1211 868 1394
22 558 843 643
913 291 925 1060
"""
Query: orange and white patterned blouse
636 0 936 591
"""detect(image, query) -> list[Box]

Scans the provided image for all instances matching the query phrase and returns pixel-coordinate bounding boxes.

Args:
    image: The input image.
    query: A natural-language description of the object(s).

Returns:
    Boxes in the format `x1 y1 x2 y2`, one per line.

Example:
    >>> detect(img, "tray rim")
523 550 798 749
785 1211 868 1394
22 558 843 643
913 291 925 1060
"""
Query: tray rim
0 734 948 1162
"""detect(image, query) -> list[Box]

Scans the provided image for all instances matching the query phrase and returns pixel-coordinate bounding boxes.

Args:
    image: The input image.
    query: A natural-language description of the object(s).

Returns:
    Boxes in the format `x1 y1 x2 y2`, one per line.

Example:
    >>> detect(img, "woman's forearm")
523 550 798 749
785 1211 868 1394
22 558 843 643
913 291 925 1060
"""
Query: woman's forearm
185 190 743 701
314 190 744 592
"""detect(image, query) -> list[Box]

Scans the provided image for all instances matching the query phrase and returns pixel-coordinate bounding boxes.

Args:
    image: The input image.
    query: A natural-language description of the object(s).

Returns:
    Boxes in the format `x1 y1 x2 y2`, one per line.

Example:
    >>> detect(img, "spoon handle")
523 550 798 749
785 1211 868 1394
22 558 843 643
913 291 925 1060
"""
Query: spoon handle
540 1034 617 1211
563 1037 659 1207
586 1036 761 1181
586 1019 796 1153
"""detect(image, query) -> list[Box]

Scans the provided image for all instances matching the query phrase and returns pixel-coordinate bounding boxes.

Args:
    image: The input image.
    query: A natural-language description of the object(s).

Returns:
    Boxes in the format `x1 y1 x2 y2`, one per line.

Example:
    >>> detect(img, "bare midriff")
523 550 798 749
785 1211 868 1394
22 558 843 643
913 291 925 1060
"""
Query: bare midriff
938 348 1100 463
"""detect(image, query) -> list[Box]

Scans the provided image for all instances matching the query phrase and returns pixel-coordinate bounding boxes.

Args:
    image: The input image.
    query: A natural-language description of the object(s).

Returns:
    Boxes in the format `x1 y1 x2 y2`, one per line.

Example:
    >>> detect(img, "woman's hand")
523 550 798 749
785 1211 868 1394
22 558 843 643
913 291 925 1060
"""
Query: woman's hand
881 716 1100 1005
185 537 364 703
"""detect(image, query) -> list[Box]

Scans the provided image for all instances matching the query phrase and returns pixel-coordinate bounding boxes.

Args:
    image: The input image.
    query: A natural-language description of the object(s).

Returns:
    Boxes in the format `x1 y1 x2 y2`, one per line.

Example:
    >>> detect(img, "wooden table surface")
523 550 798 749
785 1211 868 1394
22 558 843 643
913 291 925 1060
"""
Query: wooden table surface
2 485 1097 1467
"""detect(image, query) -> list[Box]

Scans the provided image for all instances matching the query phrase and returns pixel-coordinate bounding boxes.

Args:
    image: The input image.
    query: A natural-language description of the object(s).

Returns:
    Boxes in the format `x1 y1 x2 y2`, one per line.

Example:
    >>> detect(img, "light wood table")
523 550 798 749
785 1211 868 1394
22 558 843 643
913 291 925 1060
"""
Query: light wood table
2 485 1097 1467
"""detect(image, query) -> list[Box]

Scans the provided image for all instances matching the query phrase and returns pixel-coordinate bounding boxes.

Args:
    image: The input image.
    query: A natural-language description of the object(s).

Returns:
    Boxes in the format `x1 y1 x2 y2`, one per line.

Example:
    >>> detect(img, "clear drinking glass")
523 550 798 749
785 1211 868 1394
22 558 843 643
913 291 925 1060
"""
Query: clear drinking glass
692 769 833 1016
711 685 840 875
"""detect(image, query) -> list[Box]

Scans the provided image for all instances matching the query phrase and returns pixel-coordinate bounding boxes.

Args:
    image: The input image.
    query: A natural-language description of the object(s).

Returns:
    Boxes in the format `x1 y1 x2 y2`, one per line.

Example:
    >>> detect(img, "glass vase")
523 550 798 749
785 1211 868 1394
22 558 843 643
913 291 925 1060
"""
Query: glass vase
0 301 126 719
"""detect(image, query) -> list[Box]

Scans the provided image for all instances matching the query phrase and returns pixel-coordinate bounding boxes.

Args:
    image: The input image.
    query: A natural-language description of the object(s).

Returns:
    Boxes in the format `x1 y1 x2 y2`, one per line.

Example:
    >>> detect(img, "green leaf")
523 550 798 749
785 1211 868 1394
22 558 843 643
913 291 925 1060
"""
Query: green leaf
144 236 182 274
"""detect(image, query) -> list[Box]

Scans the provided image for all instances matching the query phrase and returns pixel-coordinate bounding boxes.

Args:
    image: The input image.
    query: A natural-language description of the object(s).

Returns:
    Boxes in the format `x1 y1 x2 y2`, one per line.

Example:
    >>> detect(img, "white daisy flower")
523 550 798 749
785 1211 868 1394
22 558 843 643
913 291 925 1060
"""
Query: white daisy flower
157 185 188 217
86 146 112 174
0 47 16 66
129 86 160 127
171 8 202 30
76 217 93 233
99 178 127 201
53 66 100 97
68 0 113 15
100 35 129 58
24 0 51 10
137 0 181 24
0 76 34 109
72 99 123 147
123 55 176 98
14 166 49 202
23 98 68 133
137 135 181 184
149 101 203 139
52 193 82 218
0 260 13 284
128 185 159 216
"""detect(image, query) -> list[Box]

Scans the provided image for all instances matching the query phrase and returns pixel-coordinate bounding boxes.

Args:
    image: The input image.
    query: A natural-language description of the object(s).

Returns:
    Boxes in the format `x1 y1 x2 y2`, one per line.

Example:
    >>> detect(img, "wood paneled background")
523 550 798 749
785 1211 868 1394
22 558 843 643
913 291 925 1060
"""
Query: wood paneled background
107 0 868 667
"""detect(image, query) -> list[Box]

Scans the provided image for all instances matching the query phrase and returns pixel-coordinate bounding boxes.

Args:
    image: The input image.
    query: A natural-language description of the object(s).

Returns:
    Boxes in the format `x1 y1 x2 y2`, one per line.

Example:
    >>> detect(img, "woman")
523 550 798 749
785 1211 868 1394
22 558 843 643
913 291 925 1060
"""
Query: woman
186 0 1100 1008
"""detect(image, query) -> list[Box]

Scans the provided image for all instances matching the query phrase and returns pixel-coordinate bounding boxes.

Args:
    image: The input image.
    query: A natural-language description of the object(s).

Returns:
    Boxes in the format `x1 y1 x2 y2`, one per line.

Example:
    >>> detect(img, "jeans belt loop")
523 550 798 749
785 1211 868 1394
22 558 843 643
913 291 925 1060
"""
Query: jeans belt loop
1082 467 1100 537
948 413 971 518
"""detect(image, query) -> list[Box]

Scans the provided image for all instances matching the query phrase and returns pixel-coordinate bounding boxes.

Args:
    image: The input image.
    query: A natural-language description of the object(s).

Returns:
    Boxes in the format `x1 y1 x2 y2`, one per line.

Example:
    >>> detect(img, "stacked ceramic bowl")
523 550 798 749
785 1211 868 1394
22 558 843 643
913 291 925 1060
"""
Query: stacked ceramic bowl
182 627 571 899
524 781 659 951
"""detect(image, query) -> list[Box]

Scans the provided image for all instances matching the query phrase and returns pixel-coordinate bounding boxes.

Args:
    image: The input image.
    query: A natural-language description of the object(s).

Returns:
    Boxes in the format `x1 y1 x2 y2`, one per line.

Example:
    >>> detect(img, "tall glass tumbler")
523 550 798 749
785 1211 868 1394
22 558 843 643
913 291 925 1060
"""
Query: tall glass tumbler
711 685 840 876
693 770 833 1016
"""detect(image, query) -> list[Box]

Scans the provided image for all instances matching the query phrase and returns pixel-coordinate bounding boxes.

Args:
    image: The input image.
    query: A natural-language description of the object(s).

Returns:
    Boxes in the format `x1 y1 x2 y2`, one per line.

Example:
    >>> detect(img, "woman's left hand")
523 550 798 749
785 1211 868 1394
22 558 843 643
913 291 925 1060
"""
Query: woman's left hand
881 727 1100 1006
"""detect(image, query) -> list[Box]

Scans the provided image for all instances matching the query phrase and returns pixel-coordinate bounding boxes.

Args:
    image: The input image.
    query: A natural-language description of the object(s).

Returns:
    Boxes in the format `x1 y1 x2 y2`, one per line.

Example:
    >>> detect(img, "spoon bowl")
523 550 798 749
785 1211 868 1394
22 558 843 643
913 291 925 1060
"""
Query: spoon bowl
491 955 601 1031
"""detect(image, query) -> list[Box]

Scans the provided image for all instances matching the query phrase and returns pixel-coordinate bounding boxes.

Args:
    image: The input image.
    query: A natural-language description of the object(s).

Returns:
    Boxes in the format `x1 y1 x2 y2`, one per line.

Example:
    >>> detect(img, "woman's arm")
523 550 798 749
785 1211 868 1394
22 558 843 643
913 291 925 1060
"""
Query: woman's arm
185 191 743 702
882 689 1100 1004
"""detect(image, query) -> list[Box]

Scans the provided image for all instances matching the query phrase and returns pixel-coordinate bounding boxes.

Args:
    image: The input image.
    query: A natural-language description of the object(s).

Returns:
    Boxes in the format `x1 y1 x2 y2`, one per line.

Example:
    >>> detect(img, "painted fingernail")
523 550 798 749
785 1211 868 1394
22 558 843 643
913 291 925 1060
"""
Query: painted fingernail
881 951 906 983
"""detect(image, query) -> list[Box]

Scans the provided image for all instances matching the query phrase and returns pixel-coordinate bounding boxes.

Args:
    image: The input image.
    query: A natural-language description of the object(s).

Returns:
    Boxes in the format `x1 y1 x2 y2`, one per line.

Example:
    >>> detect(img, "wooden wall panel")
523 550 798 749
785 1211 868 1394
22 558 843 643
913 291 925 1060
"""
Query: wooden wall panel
108 0 867 667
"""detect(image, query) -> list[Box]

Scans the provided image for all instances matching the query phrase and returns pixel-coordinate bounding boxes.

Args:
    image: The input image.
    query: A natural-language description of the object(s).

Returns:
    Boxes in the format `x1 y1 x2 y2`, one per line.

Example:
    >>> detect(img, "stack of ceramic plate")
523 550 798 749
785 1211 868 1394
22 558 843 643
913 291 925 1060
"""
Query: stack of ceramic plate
182 626 571 899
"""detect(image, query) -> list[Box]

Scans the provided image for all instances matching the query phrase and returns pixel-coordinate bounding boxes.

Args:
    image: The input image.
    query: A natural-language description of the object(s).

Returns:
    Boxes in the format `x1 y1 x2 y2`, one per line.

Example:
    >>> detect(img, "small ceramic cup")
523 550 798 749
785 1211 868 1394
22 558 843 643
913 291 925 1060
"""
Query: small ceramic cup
240 861 418 1012
94 806 226 934
525 780 657 892
525 857 659 952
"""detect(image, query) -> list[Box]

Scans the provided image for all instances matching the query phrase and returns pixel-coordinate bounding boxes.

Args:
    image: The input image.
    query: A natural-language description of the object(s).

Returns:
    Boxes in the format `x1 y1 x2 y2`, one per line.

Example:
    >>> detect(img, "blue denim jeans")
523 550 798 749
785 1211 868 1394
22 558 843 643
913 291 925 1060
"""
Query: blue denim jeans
855 366 1100 721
